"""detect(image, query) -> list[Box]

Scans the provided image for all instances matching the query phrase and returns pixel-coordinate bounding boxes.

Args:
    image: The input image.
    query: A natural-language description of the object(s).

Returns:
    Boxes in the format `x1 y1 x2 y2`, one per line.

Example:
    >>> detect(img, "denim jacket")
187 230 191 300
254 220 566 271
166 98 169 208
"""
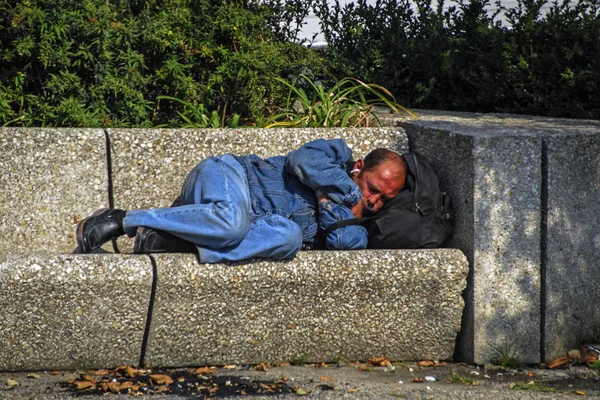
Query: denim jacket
234 139 368 250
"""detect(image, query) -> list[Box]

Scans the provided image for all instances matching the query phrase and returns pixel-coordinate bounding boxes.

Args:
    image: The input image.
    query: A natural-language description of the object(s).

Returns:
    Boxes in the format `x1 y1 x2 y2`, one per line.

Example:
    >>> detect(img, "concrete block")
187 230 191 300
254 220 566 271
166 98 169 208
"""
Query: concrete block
544 132 600 360
0 128 108 253
400 111 544 364
144 249 468 367
0 254 153 371
108 128 408 253
400 110 600 364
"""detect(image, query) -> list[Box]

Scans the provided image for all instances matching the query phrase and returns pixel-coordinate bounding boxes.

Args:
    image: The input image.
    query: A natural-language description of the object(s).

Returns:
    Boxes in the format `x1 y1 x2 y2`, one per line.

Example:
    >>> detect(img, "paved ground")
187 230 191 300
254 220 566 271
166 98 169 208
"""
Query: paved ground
0 361 599 399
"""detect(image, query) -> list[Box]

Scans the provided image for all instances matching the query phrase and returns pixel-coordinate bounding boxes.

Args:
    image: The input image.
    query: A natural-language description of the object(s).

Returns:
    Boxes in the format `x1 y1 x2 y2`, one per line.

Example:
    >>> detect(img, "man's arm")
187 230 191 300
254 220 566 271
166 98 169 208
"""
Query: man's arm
285 139 367 249
317 195 368 250
284 138 362 207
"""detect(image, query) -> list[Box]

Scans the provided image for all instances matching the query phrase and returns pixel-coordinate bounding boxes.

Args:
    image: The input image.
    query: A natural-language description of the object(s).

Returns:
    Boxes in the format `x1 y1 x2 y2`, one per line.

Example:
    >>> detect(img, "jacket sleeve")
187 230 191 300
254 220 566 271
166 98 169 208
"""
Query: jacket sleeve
284 138 362 207
284 138 367 250
318 201 368 250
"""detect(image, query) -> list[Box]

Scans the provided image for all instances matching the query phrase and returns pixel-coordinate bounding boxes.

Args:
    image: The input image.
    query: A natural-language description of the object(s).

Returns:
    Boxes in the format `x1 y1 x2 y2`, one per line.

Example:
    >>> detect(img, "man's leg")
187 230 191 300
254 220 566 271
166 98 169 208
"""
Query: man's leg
198 214 303 263
122 155 252 250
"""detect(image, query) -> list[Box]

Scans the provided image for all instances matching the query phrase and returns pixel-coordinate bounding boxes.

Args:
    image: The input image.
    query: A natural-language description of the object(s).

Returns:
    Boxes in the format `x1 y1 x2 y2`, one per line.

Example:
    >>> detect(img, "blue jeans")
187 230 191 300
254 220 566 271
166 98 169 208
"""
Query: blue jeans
122 155 302 262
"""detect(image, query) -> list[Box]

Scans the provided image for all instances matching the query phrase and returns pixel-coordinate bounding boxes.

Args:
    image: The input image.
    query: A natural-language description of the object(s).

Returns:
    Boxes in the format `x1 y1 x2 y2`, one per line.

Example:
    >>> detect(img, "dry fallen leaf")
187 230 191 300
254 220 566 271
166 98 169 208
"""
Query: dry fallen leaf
26 373 40 379
259 383 274 392
195 366 216 375
150 374 174 386
126 366 138 378
223 364 237 370
295 387 308 395
91 369 110 376
6 378 19 387
321 376 337 381
50 371 63 376
256 363 268 372
154 385 170 393
575 391 586 395
115 366 138 378
80 374 96 383
368 357 392 367
348 388 358 393
358 365 371 372
73 380 96 390
279 362 291 367
548 356 570 369
412 377 425 383
107 381 122 394
276 376 289 384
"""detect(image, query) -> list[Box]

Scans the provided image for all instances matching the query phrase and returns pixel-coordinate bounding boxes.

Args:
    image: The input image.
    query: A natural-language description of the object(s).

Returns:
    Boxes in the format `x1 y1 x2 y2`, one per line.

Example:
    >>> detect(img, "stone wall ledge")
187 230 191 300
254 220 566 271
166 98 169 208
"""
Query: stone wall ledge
0 249 468 371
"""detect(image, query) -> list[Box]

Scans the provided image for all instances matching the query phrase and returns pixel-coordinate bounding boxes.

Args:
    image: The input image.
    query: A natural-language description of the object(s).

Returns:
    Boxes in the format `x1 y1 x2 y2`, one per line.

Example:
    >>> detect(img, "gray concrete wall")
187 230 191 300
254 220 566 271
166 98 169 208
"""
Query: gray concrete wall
544 133 600 361
399 110 600 364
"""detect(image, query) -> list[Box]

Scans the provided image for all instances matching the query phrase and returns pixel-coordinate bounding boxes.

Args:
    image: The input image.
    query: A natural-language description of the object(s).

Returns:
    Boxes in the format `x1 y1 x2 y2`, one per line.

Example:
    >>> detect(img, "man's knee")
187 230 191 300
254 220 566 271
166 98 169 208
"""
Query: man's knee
213 204 251 248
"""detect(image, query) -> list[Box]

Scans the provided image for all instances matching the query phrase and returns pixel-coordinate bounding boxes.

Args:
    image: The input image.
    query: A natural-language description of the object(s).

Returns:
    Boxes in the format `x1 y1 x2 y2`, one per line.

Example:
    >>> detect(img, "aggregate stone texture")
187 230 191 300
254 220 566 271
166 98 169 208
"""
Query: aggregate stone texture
144 249 468 367
0 253 153 371
0 128 109 253
544 132 600 360
400 111 547 364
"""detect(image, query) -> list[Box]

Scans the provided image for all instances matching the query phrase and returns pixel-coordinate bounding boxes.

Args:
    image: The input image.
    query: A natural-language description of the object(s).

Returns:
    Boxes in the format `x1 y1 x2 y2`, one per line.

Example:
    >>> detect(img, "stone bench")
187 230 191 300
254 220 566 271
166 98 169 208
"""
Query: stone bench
0 127 468 371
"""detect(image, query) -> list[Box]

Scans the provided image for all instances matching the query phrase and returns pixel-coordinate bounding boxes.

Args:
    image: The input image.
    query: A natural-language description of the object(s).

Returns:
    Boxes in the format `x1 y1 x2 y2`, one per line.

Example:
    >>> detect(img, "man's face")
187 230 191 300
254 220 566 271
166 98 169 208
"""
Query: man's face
353 160 405 214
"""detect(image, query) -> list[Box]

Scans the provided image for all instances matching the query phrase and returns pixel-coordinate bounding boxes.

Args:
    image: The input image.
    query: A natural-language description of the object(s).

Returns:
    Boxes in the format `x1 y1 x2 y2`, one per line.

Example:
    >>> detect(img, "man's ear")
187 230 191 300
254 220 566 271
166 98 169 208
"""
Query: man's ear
352 159 364 172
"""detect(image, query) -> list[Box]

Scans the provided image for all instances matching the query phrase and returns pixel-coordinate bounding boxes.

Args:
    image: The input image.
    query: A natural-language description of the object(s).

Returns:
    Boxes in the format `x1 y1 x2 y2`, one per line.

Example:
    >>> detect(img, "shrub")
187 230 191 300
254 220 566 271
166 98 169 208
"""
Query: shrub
0 0 326 127
316 0 600 119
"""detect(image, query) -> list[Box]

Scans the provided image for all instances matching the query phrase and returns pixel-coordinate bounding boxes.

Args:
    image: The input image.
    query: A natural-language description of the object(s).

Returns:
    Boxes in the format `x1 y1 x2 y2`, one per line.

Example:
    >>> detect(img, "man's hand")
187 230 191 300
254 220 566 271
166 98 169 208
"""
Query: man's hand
319 193 363 218
350 199 364 218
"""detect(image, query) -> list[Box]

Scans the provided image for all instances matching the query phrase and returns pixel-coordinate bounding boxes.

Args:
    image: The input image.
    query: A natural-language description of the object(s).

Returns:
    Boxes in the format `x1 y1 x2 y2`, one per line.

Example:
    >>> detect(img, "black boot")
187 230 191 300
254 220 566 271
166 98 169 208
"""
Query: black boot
76 208 127 253
133 227 196 254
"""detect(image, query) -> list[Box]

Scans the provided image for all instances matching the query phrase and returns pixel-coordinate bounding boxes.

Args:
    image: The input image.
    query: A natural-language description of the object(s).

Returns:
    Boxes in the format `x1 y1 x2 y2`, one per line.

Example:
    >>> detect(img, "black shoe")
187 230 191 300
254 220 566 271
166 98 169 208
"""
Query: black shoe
133 227 196 254
76 208 127 253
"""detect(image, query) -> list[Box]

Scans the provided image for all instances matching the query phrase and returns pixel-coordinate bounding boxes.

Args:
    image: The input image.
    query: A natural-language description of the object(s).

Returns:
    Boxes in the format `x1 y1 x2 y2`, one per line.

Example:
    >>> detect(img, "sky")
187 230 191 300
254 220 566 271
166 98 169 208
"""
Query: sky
298 0 553 45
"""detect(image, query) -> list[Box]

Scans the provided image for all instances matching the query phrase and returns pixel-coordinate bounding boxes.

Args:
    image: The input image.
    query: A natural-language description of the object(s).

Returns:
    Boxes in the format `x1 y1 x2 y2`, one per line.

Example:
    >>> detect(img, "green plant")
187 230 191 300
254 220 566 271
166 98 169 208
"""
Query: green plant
0 0 327 127
490 342 521 369
266 74 416 128
156 96 240 128
292 354 309 366
448 373 477 385
317 0 600 119
511 382 554 392
332 353 347 366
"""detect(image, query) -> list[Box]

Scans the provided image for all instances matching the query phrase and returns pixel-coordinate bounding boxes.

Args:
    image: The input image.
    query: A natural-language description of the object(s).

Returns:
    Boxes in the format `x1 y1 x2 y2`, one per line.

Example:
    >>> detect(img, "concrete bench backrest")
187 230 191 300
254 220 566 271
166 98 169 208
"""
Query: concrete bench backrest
0 129 108 254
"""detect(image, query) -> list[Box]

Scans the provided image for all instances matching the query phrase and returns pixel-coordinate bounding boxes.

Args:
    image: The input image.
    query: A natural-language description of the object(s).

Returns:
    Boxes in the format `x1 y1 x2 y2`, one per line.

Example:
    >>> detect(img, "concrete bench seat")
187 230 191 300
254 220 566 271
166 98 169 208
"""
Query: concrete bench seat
0 127 469 371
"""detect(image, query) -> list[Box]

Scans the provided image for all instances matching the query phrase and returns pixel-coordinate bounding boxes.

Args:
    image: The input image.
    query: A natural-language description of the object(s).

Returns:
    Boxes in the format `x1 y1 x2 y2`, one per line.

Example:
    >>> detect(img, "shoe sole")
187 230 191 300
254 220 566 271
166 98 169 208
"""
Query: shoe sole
76 208 110 253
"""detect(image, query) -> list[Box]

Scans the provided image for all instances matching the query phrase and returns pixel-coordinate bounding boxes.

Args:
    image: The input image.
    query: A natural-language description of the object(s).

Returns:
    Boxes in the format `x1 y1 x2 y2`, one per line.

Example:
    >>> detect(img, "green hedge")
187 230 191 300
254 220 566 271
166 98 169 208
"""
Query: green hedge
3 0 599 127
317 0 600 119
0 0 325 127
